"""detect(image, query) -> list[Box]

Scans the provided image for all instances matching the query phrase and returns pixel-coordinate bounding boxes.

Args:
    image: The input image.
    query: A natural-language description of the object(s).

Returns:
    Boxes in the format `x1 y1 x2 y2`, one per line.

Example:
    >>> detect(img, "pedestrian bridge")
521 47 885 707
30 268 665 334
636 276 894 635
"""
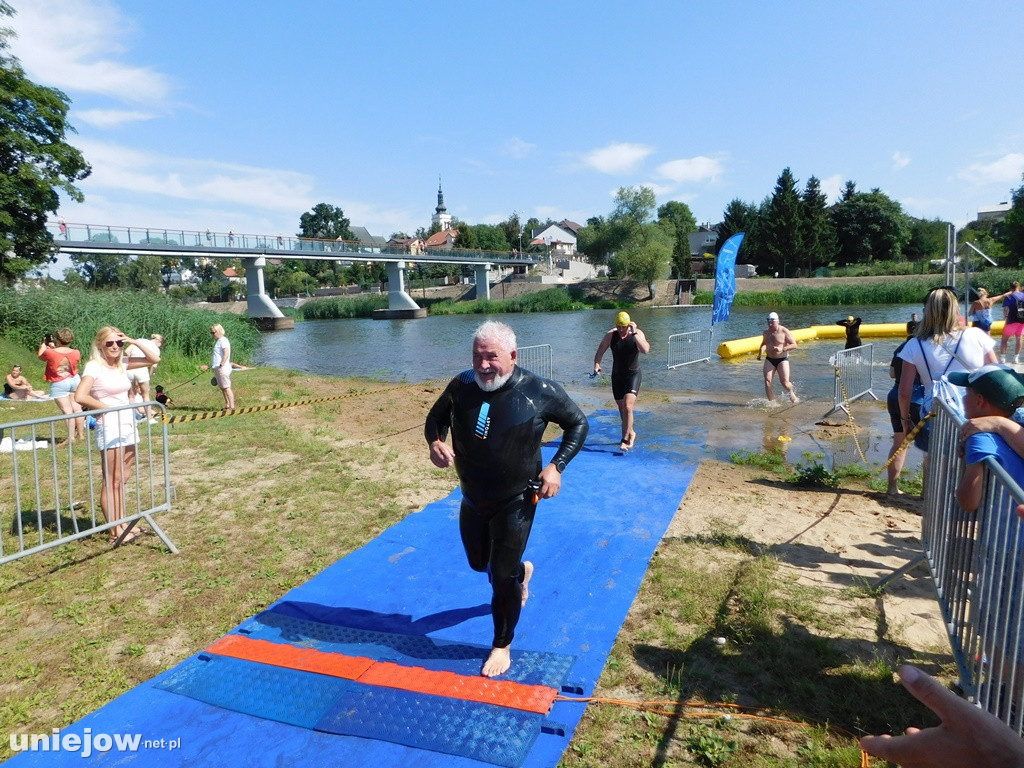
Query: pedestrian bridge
47 221 542 326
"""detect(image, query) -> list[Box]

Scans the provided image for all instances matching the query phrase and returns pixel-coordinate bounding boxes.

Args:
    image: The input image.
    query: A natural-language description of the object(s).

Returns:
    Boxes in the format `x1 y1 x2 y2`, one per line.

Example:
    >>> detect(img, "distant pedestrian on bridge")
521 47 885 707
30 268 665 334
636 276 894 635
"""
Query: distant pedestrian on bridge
593 311 649 451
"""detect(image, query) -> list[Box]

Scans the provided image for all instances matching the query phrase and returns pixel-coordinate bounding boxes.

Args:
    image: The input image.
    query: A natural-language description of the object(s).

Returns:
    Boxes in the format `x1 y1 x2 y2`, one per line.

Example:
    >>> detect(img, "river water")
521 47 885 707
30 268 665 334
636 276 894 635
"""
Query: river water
255 303 925 472
256 303 920 401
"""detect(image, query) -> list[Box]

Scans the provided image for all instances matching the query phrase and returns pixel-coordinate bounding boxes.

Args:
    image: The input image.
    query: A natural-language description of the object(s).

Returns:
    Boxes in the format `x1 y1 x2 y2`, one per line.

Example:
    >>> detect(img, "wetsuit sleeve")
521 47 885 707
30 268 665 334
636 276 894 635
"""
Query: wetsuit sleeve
425 377 458 445
543 381 589 470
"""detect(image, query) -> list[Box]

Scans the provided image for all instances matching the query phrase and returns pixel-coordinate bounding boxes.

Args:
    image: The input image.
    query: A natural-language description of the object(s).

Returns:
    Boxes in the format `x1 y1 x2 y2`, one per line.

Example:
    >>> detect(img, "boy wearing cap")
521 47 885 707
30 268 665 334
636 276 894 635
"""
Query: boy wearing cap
757 312 799 404
594 311 650 451
953 365 1024 512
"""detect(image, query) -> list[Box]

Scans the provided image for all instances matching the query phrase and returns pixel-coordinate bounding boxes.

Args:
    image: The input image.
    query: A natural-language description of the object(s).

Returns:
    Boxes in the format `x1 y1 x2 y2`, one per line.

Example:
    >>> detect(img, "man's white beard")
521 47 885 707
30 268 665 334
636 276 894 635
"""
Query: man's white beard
475 370 513 392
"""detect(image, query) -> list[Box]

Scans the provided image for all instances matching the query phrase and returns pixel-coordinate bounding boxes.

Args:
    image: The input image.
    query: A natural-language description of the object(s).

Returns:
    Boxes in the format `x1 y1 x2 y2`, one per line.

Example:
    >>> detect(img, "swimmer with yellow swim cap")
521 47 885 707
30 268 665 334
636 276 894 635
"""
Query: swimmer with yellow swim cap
594 311 650 451
837 314 863 350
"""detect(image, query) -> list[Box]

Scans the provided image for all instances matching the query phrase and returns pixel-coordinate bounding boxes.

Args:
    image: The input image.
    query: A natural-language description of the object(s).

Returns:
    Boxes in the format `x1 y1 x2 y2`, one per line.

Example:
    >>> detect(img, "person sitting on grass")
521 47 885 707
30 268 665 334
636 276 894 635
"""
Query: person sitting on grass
4 365 47 400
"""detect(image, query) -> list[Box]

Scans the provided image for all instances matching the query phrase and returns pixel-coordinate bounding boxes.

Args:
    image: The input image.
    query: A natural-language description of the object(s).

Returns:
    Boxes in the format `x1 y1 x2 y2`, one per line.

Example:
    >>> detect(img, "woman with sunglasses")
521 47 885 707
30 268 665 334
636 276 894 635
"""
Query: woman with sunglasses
75 327 161 544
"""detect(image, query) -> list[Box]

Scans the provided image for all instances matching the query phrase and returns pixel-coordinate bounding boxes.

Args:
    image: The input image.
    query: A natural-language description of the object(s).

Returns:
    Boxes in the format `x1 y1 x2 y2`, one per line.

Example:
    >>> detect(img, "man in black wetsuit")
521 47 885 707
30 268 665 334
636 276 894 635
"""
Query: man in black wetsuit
593 311 650 451
425 320 589 677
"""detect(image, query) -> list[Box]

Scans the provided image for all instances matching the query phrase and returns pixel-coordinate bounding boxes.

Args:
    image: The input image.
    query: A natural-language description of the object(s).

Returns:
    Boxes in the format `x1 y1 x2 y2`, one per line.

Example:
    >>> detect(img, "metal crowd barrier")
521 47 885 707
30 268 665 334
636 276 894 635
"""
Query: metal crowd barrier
920 398 1024 731
824 343 877 418
0 403 177 565
516 344 553 381
667 329 714 369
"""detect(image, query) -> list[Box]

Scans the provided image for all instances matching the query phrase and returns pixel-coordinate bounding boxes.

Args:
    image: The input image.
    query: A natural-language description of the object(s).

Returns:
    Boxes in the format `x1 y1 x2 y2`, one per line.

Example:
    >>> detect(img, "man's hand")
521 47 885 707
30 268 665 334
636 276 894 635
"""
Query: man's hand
537 463 562 499
429 439 455 469
859 665 1024 768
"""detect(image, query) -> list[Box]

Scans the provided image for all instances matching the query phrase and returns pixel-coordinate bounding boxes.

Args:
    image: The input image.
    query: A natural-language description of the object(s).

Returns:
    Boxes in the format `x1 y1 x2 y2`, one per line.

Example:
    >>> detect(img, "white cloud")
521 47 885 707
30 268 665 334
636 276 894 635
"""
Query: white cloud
819 174 845 205
7 0 173 105
74 139 316 213
75 109 158 129
640 181 675 196
892 151 911 170
583 142 654 174
656 156 724 184
502 137 536 159
957 153 1024 186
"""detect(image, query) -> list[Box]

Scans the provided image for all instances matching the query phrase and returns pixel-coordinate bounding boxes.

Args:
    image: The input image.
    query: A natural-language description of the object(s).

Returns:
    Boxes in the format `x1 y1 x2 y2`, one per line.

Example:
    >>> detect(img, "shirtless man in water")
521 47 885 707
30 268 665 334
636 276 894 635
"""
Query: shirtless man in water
757 312 799 403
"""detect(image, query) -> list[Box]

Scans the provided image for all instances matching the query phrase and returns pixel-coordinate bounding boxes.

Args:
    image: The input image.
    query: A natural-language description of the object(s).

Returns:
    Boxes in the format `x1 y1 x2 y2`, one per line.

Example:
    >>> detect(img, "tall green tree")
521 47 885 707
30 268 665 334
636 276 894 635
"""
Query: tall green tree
717 198 766 274
904 218 951 263
497 212 522 252
762 168 803 277
297 202 354 286
297 203 354 240
657 200 697 279
1003 174 1024 267
452 220 477 249
576 215 624 265
831 187 910 265
0 1 90 284
800 175 835 274
608 187 668 298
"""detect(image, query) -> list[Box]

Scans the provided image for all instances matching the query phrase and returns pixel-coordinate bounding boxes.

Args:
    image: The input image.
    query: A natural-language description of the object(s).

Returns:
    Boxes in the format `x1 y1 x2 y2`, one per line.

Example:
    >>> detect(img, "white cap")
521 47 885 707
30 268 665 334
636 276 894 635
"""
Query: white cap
767 312 779 322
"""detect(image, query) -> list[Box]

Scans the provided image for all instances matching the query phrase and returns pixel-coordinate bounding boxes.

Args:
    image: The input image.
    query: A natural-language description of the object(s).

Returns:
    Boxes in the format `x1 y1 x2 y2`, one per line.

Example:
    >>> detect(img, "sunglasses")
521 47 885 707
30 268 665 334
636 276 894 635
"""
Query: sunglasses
104 340 125 348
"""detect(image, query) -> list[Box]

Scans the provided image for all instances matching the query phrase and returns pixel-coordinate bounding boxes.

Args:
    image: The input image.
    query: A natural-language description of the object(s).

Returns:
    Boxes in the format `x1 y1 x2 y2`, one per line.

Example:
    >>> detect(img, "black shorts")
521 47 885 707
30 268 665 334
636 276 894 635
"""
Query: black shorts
611 369 642 401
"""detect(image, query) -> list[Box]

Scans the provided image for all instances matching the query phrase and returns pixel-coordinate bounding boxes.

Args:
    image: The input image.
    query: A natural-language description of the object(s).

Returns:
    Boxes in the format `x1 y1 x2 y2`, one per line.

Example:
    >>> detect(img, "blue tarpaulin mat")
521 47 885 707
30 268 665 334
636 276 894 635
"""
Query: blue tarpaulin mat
7 410 701 767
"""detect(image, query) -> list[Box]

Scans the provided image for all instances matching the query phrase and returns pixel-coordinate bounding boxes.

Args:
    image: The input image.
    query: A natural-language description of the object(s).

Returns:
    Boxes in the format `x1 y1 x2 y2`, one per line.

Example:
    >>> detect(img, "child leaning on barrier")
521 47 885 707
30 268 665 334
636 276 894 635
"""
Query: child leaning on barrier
954 365 1024 513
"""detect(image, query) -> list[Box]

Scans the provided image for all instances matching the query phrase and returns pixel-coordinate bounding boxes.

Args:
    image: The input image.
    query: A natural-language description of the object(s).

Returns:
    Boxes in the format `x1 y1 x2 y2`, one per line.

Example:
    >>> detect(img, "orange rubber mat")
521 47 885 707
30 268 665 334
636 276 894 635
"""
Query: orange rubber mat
206 634 557 715
207 635 374 679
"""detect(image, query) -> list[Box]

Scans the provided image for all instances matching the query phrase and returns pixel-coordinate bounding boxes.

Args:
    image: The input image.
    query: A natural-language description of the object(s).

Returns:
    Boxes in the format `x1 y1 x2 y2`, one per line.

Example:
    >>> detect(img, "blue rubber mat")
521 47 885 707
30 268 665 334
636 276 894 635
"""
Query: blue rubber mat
7 410 700 767
316 686 541 768
155 653 354 729
236 612 577 688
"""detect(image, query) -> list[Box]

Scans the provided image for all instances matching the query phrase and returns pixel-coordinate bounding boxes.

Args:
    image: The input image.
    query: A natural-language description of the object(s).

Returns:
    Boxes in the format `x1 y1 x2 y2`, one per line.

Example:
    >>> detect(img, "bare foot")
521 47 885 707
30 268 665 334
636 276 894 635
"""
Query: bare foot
521 561 533 607
627 431 637 447
619 439 630 452
482 646 511 677
789 392 800 404
887 487 904 496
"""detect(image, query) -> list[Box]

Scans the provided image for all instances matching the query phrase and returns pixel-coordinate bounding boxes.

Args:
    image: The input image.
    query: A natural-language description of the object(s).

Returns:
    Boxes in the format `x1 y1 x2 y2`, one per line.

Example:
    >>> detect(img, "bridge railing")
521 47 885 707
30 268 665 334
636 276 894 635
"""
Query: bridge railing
46 221 542 265
1 404 177 564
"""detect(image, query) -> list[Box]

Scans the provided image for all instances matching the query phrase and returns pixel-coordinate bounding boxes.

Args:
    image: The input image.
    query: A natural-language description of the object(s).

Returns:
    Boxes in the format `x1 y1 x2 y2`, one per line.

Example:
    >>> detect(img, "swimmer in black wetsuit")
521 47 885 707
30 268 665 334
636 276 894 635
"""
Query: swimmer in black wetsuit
837 315 863 349
425 320 589 677
593 311 650 451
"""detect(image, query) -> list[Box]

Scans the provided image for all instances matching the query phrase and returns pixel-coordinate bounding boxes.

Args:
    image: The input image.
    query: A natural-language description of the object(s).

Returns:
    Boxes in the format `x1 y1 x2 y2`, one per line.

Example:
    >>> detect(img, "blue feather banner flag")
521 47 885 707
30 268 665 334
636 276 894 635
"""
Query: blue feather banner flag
711 233 744 325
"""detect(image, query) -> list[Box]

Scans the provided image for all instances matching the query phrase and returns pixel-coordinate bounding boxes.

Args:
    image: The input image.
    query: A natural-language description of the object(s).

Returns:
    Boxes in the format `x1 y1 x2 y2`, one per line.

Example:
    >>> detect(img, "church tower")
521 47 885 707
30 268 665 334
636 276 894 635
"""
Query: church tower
431 179 452 231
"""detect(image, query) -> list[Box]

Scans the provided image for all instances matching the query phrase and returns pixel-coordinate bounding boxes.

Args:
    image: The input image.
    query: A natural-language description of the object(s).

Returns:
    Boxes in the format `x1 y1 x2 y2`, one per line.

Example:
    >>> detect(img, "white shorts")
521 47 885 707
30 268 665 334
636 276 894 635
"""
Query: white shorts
127 367 151 384
95 409 139 451
214 367 232 389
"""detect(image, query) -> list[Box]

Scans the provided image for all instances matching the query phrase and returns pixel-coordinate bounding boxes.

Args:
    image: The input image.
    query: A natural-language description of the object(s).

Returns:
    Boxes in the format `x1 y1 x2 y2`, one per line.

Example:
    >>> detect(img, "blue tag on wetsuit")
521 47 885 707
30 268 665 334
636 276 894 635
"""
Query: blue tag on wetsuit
475 401 490 439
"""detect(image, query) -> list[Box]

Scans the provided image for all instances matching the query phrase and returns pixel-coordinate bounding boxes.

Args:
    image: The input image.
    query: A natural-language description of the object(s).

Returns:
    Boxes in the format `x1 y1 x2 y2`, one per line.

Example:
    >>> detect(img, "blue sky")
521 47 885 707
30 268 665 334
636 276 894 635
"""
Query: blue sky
9 0 1024 245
